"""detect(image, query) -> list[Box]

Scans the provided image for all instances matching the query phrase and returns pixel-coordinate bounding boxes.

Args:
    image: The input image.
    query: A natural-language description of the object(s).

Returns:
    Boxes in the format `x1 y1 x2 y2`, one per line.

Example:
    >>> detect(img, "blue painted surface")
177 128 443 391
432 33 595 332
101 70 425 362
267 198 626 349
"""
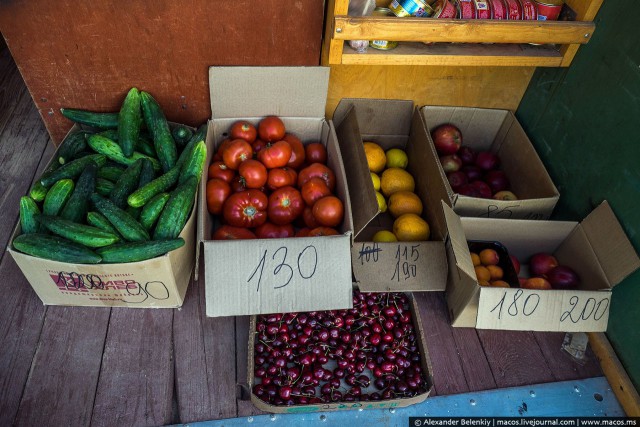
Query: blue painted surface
175 377 624 426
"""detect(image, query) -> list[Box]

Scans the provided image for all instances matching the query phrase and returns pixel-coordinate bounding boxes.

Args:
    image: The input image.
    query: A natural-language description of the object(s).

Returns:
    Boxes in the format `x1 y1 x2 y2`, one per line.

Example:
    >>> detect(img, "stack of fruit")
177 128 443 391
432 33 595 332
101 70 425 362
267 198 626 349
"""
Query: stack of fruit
15 88 206 264
207 116 345 239
518 252 581 290
363 142 430 242
252 291 429 406
470 247 513 288
431 124 517 200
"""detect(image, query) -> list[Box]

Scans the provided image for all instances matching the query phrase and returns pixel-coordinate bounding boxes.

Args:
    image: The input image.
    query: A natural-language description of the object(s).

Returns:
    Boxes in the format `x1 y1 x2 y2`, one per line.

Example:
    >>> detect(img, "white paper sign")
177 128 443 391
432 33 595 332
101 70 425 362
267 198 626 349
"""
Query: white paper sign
476 287 611 332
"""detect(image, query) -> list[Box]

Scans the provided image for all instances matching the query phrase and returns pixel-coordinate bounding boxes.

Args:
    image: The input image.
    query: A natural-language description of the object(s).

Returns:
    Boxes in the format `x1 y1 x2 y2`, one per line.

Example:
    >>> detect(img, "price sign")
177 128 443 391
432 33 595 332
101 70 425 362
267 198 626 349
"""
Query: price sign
205 236 352 317
476 288 611 332
351 241 447 292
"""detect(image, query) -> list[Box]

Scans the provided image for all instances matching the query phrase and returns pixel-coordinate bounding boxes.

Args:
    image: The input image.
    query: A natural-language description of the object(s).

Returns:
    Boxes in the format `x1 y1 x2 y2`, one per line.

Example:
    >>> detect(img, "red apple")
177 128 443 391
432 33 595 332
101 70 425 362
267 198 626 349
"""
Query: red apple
529 252 559 277
521 277 552 290
457 184 482 198
494 191 518 201
457 146 477 165
519 277 529 287
447 171 468 191
440 154 462 173
461 165 483 182
484 170 510 193
510 255 521 275
547 265 580 290
470 180 492 199
432 124 462 155
475 151 500 171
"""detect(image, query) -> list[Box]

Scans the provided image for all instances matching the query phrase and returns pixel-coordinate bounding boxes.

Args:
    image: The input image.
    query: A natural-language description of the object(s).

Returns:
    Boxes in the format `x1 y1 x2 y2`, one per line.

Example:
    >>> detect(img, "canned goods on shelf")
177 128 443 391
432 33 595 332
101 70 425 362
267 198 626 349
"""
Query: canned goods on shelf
432 0 458 18
370 7 399 50
520 0 538 19
474 0 491 18
535 0 563 20
389 0 432 17
504 0 522 19
454 0 476 18
489 0 507 19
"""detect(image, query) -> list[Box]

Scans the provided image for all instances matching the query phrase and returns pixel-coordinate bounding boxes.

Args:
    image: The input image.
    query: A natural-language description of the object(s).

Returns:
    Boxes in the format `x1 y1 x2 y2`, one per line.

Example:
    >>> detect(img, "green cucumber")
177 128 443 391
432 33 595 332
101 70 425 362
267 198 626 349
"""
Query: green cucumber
57 131 90 165
185 123 208 147
86 211 122 238
87 134 161 172
139 192 170 230
136 134 157 158
110 159 143 208
128 158 156 219
97 165 126 182
96 238 184 263
60 161 98 223
98 129 119 141
172 125 193 147
13 233 101 264
20 196 41 234
60 108 118 129
126 165 180 208
90 193 150 242
43 179 74 216
179 140 206 184
36 214 120 248
117 87 142 157
29 181 49 202
153 175 197 240
140 91 177 172
96 178 116 196
40 154 105 188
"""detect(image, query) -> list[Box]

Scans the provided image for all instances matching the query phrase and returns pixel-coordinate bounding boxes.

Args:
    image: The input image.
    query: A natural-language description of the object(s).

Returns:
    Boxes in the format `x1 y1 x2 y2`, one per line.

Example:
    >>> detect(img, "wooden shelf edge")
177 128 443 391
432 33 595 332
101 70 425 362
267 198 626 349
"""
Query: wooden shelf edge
588 332 640 416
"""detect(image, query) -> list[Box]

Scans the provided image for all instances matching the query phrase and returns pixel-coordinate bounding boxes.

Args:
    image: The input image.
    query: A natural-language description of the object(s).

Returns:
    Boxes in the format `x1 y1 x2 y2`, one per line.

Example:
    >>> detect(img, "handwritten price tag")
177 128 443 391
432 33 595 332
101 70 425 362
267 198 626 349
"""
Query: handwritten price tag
476 288 611 332
205 236 352 317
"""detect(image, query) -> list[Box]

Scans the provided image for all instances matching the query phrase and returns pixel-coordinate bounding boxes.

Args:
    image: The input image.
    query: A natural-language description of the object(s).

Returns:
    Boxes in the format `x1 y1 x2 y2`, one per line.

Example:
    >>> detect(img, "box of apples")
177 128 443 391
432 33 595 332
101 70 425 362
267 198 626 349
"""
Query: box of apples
197 67 354 318
442 201 640 332
421 106 560 220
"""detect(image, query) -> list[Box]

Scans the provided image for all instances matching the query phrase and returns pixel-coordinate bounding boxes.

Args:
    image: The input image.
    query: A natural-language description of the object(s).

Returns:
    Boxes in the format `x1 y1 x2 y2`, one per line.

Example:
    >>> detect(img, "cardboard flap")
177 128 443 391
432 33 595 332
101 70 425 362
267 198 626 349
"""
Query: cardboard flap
333 98 414 137
580 201 640 287
442 202 476 282
334 106 379 238
209 67 329 119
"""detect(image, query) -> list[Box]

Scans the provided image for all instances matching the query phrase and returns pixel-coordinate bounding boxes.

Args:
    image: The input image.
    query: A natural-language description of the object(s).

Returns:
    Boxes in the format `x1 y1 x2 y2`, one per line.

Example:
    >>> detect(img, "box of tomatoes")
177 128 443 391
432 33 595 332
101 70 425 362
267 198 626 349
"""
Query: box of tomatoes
197 67 354 317
331 99 448 292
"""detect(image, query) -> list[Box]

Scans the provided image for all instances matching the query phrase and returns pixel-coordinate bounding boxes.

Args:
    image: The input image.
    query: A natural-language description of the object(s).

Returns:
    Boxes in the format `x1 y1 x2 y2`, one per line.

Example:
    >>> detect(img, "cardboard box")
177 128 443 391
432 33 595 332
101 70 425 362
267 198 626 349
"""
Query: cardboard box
245 293 434 413
8 127 196 308
197 67 354 317
421 106 560 220
443 201 640 331
332 99 447 292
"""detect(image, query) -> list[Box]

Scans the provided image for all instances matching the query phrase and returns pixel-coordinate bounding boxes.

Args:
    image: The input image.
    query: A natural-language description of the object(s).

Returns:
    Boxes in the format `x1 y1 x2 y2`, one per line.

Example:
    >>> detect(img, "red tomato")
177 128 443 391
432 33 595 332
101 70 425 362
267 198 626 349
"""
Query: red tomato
302 206 319 229
283 134 305 170
238 159 268 189
298 163 336 192
300 177 331 206
223 190 268 228
296 227 312 237
257 140 292 169
222 139 253 170
206 178 232 215
216 138 234 157
267 167 297 191
268 186 305 225
230 120 257 143
312 196 344 227
230 175 247 193
212 225 257 240
255 222 295 239
305 142 327 164
208 161 235 183
252 138 267 155
308 227 339 237
258 116 286 142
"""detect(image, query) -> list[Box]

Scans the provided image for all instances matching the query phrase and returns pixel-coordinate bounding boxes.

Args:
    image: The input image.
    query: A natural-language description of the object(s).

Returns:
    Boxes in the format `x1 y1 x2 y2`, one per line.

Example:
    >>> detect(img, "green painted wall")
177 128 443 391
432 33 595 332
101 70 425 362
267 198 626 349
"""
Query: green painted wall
516 0 640 390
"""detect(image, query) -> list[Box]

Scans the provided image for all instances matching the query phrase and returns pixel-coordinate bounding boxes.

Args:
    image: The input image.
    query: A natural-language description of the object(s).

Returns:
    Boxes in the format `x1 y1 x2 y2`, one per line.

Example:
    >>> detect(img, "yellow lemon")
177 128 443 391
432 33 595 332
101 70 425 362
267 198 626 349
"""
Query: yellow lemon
363 142 386 173
380 168 415 197
385 148 409 169
372 230 398 243
388 191 423 219
375 191 387 213
393 213 430 241
371 172 381 191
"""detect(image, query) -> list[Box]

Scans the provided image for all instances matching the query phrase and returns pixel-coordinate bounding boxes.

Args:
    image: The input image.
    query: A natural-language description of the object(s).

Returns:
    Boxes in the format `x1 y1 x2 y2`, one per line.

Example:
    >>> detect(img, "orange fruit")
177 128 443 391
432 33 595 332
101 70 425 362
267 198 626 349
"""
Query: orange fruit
479 248 500 266
478 280 491 287
470 252 481 266
486 265 504 280
380 168 415 197
387 191 423 219
474 265 491 282
392 213 430 241
363 142 386 173
490 280 510 288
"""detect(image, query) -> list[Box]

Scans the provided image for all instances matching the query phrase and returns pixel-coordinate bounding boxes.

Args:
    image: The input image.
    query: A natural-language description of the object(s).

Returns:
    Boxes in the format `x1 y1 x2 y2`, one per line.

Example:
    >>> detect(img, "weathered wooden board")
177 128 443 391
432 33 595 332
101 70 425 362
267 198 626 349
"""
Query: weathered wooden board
533 332 603 382
0 0 325 144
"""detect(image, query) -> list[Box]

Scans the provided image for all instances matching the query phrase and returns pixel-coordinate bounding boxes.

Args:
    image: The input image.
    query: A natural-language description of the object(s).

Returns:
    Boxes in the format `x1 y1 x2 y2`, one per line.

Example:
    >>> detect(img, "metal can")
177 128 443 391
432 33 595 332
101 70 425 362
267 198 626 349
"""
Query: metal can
474 0 491 18
432 0 458 18
389 0 429 17
519 0 538 19
504 0 522 19
489 0 507 19
455 0 476 19
370 7 399 50
534 0 563 20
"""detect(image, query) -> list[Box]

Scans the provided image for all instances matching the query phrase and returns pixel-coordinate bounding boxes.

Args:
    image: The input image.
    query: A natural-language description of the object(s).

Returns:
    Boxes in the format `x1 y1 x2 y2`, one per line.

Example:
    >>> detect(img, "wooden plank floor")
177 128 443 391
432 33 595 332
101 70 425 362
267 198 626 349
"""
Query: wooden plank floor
0 44 603 426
